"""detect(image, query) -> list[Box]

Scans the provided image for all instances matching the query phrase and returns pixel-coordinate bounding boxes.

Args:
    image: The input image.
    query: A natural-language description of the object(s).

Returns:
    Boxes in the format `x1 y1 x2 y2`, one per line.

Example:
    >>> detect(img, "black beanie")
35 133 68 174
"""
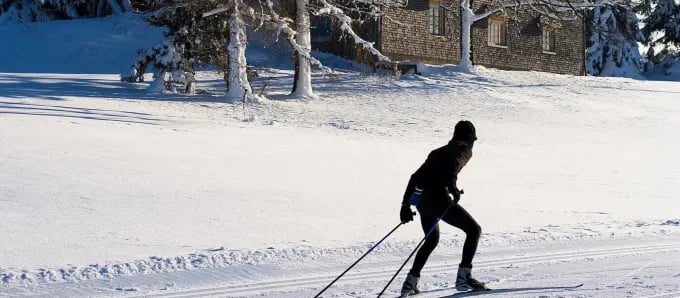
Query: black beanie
452 120 477 142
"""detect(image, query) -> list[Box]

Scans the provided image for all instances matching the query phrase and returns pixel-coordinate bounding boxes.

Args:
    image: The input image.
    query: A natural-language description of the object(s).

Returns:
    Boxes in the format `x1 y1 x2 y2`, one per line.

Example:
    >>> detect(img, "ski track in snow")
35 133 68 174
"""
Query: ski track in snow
0 219 677 286
7 236 676 297
121 242 680 298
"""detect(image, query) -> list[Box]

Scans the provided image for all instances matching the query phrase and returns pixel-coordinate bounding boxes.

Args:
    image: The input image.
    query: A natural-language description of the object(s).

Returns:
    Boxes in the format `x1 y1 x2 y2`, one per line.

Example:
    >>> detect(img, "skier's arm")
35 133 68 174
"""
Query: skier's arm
400 174 417 223
446 160 461 203
402 174 416 206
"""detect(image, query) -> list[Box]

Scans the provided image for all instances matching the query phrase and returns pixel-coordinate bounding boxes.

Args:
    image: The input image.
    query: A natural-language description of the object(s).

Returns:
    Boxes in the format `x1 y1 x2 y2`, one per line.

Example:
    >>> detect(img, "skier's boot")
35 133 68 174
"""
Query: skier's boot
400 273 421 297
455 266 488 291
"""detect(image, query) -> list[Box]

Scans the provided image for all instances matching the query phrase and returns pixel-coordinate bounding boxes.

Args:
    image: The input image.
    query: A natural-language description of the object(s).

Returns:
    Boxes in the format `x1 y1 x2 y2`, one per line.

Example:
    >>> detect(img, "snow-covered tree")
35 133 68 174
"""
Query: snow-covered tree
0 0 170 24
224 0 256 102
196 0 260 102
639 0 680 64
124 40 191 93
126 0 240 95
0 0 137 24
121 39 193 94
291 0 313 97
151 41 187 93
586 1 644 77
125 0 259 100
260 0 396 98
0 0 53 24
188 0 398 99
124 0 400 99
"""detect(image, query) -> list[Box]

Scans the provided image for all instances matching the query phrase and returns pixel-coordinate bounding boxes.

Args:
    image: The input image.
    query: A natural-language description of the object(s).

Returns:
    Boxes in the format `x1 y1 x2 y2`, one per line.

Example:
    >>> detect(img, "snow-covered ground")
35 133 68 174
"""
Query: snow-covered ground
1 14 680 298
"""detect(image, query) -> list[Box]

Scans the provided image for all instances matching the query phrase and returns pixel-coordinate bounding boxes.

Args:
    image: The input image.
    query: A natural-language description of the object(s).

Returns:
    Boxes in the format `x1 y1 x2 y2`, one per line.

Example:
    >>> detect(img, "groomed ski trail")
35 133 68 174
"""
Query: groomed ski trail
123 241 680 298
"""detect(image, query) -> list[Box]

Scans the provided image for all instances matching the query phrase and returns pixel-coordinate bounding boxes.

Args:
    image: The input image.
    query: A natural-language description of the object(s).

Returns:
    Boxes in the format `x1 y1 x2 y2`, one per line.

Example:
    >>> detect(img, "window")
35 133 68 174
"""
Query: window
542 27 556 53
488 18 507 47
428 2 446 36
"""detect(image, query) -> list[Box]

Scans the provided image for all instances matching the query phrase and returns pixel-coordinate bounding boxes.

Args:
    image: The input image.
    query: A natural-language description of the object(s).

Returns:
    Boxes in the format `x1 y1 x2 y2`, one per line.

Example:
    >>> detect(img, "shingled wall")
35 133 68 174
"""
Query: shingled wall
379 0 461 64
376 0 586 75
469 0 586 75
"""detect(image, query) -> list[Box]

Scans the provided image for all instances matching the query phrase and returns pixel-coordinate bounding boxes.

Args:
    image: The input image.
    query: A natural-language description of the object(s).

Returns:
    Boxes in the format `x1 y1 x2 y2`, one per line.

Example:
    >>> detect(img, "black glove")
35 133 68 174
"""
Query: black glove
400 205 414 223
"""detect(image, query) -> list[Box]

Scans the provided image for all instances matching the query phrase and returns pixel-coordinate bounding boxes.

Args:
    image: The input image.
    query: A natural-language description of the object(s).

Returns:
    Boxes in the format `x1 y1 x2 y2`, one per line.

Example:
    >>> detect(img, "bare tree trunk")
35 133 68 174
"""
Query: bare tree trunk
292 51 300 93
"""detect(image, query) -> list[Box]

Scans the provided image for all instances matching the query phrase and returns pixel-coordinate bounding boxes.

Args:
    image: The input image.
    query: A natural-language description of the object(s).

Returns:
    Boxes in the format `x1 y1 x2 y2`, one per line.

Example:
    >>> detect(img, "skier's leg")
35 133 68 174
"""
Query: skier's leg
441 204 481 268
401 214 439 296
408 214 440 277
441 204 487 290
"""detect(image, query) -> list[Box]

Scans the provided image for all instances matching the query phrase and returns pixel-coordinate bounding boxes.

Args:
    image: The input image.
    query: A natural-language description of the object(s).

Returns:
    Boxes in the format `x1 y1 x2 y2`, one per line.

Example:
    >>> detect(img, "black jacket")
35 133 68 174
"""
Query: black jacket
402 140 473 213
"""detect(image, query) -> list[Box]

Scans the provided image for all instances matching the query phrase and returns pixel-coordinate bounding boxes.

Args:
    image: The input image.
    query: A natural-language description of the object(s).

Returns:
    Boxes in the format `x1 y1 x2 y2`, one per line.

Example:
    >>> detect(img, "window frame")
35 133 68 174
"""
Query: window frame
542 26 556 54
428 1 447 36
487 17 508 48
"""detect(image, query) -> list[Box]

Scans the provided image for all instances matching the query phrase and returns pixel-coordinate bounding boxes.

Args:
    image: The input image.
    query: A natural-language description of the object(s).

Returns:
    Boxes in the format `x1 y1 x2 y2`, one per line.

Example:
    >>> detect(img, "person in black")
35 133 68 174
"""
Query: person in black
399 120 486 297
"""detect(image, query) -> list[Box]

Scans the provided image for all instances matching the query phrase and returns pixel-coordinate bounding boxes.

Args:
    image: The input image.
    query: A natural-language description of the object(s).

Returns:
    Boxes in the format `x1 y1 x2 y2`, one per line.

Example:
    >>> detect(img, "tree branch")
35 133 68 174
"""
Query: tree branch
316 0 391 62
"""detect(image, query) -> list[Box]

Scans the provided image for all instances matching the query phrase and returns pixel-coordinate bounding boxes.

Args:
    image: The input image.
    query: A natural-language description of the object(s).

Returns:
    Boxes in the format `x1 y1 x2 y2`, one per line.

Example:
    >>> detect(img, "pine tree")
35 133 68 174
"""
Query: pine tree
128 0 232 93
0 0 158 24
586 2 644 77
145 40 189 93
0 0 50 25
638 0 680 70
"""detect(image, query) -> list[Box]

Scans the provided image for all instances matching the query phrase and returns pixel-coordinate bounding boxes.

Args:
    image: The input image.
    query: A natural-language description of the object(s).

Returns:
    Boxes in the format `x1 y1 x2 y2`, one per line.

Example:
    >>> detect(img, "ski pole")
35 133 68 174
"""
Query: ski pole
314 220 407 298
377 200 457 297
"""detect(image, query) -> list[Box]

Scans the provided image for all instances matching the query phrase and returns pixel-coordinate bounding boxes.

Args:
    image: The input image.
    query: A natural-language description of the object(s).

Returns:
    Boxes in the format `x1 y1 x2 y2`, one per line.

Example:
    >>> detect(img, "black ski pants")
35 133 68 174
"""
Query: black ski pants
408 203 481 277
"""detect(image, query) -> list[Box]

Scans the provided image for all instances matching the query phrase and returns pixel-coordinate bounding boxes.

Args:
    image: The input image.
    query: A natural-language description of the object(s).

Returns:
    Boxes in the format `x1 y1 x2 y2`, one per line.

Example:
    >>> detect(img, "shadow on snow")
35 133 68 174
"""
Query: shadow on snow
0 101 165 125
0 74 226 104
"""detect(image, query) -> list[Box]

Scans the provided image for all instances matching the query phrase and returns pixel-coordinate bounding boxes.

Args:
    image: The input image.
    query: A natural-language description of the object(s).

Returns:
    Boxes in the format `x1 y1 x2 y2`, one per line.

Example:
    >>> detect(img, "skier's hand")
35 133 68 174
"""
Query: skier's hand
400 205 414 223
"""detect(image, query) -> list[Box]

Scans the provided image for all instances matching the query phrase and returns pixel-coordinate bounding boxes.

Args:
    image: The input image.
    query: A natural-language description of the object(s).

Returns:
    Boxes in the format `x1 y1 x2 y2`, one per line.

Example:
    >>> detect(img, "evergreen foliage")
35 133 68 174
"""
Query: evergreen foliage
123 0 232 93
586 3 644 77
147 0 230 75
638 0 680 66
0 0 160 24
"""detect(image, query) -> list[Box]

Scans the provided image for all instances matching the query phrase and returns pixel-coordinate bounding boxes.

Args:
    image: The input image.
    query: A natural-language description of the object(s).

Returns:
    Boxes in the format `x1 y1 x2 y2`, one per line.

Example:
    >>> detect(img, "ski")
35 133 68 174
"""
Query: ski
400 283 583 298
396 287 490 298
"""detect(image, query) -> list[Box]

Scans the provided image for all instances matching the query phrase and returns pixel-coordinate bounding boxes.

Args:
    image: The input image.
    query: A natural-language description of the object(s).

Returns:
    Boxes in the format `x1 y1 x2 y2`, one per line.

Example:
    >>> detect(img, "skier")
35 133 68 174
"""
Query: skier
399 120 486 297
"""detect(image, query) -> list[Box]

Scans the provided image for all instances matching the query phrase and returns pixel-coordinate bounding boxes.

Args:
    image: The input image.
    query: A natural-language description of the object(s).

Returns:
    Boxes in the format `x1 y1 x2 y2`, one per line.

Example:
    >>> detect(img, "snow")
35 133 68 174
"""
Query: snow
646 56 680 80
0 13 164 74
1 14 680 298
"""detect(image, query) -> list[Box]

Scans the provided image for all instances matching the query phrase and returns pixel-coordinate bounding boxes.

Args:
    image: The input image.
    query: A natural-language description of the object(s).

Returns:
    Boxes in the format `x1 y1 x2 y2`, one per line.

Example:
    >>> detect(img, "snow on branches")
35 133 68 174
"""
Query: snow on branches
643 0 680 54
0 0 135 24
314 0 391 63
225 0 257 102
256 0 404 97
587 1 644 77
